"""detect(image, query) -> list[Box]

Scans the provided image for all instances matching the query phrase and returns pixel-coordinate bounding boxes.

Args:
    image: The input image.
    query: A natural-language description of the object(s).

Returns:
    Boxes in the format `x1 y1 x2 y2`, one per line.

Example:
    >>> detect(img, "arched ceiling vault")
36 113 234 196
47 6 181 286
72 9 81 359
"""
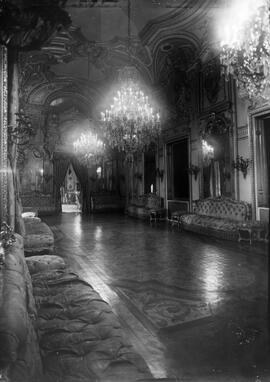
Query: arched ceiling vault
22 0 223 128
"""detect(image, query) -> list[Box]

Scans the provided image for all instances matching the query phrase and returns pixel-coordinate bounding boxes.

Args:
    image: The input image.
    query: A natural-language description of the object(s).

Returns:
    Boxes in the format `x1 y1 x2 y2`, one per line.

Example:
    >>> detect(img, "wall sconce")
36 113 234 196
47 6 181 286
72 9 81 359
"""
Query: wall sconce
232 156 251 179
202 139 214 165
188 165 200 180
156 168 164 180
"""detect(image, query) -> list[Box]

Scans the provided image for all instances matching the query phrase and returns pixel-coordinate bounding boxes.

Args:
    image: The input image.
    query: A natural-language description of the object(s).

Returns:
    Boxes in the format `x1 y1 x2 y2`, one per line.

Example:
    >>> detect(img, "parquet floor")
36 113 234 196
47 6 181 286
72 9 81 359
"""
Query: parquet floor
44 212 270 382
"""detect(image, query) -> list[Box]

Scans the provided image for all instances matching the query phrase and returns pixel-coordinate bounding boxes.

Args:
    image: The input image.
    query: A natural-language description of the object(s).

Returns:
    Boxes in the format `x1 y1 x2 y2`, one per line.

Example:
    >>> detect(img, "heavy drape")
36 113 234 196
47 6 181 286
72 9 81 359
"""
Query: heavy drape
71 157 91 215
53 154 70 214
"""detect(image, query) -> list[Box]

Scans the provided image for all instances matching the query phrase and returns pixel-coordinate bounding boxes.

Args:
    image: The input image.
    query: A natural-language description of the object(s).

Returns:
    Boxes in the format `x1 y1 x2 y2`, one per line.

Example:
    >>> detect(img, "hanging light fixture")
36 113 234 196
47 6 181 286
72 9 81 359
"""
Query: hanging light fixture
100 0 161 154
73 132 104 166
218 0 270 100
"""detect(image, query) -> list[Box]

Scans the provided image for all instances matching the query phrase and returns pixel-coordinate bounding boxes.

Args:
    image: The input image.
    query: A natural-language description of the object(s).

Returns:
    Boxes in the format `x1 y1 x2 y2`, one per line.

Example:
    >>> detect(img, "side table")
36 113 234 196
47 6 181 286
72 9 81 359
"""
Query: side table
238 222 268 244
170 210 189 229
149 209 166 224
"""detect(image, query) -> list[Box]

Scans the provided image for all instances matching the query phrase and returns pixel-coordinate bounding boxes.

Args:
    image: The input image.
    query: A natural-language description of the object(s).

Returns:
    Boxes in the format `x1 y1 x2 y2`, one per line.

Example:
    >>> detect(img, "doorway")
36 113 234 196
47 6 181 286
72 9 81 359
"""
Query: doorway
61 163 81 213
144 149 156 194
166 138 190 217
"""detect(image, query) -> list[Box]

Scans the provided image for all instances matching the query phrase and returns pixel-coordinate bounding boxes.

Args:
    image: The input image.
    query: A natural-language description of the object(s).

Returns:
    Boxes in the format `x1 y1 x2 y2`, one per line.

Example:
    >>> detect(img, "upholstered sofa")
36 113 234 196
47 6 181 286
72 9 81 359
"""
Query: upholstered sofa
179 197 252 241
126 193 166 221
91 192 125 213
0 233 153 381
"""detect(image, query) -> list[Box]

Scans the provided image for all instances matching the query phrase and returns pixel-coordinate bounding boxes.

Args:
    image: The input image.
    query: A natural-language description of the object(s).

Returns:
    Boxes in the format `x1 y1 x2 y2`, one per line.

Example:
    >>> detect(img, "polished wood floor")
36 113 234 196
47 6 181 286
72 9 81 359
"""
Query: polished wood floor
44 212 269 382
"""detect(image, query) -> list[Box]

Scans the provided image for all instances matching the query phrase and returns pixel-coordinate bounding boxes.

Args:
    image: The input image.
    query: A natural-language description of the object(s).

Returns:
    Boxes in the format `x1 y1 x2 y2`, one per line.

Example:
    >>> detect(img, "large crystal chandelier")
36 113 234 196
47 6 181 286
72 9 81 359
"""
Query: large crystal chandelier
100 0 161 154
219 0 270 100
101 66 161 154
73 132 104 166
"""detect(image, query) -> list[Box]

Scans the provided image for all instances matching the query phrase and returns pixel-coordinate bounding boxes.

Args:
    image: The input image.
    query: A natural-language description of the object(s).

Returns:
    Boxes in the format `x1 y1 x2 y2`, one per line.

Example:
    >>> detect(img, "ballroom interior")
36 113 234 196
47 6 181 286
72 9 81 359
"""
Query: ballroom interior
0 1 269 381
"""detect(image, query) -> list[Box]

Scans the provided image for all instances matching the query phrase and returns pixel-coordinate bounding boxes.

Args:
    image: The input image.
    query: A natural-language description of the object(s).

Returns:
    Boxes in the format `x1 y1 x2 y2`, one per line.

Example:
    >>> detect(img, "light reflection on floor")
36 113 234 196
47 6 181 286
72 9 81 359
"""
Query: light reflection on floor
45 213 269 381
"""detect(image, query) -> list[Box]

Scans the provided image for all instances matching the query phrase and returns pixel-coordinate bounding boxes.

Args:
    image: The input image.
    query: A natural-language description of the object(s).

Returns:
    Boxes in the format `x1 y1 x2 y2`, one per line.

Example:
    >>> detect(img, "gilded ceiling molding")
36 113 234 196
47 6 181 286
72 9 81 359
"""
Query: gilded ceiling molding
40 27 155 84
44 91 95 118
152 34 201 81
0 45 8 224
68 0 122 8
140 0 212 48
26 77 100 106
200 112 233 139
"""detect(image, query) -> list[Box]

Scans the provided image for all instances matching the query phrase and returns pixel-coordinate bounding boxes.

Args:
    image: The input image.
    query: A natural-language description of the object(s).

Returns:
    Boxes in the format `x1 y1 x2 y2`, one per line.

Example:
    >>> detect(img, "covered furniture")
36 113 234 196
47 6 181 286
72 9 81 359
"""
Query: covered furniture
126 193 166 221
23 214 54 256
0 234 152 381
179 197 252 241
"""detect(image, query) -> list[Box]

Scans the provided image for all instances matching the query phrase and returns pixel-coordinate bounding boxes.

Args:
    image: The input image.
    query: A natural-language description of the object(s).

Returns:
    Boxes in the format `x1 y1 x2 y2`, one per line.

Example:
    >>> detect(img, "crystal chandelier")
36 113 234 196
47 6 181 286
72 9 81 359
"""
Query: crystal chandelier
101 67 161 154
73 132 104 166
100 0 161 154
219 0 270 100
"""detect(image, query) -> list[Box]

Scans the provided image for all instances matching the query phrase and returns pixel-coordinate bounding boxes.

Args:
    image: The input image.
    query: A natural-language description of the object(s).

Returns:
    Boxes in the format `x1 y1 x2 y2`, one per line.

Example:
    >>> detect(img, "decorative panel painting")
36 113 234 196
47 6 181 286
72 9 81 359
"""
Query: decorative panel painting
199 57 232 115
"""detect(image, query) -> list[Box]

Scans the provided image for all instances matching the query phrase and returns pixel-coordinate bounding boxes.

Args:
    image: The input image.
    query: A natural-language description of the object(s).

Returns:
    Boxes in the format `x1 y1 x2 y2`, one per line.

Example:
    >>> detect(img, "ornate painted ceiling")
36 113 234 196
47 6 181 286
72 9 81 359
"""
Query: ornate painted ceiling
21 0 226 134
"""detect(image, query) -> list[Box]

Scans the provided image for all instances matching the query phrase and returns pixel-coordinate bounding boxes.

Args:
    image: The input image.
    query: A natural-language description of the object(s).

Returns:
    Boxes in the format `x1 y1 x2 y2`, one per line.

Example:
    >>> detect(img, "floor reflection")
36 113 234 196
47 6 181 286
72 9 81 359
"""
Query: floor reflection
45 213 269 381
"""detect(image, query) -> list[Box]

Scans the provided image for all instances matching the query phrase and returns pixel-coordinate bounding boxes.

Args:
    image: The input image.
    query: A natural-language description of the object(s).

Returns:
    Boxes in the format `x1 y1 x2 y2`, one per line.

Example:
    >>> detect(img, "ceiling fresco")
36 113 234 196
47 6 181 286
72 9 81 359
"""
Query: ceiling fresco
20 0 226 132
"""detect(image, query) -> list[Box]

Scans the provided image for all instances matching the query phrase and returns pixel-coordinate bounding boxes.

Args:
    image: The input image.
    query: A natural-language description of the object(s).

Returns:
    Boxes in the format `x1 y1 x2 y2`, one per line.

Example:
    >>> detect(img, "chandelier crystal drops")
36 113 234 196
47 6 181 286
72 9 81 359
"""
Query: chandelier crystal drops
73 132 104 165
219 0 270 100
100 67 161 154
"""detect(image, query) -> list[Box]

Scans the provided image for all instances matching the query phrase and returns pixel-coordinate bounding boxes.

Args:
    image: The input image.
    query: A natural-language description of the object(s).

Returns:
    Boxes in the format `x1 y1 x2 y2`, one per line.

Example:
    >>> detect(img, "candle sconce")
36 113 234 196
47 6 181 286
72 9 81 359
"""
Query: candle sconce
232 156 251 179
188 165 200 181
156 168 164 180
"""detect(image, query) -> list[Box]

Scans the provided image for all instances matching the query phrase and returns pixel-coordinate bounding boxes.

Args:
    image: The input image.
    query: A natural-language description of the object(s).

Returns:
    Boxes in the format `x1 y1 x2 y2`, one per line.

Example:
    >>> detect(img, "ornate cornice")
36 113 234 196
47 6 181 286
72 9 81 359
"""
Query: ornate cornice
200 112 233 138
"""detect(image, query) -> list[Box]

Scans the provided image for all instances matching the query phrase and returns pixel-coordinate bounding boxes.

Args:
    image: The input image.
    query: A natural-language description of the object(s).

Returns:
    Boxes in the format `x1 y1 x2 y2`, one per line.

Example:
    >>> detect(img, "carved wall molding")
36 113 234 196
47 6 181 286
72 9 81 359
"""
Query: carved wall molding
200 112 233 138
0 45 8 224
237 124 249 140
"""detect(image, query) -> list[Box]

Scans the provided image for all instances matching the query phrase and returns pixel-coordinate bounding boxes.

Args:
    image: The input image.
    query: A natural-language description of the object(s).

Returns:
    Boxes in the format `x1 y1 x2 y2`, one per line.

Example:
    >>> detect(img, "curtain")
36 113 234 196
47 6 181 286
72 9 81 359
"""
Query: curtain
53 155 70 213
214 161 221 197
71 157 91 215
209 160 221 198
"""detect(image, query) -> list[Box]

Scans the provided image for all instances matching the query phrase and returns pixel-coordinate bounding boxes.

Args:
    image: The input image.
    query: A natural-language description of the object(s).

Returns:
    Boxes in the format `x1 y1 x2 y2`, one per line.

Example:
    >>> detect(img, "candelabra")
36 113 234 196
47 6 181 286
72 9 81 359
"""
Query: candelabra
101 67 161 154
219 0 270 100
73 132 104 166
232 156 251 178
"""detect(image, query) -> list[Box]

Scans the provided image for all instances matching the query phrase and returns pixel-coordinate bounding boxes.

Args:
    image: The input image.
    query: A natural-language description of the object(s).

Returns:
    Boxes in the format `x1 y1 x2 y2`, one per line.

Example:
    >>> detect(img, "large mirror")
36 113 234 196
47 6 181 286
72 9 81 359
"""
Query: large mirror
201 113 232 198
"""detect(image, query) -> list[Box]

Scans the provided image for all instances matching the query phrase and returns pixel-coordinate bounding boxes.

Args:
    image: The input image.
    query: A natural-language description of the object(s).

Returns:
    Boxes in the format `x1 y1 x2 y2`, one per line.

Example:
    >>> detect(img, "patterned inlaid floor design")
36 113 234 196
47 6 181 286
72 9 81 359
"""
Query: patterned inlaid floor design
110 279 212 331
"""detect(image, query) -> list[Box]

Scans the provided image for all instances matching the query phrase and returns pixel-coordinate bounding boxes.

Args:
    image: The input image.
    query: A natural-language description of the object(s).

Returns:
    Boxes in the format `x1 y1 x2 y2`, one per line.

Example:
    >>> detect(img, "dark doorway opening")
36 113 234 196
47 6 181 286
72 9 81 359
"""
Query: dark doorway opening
144 149 156 194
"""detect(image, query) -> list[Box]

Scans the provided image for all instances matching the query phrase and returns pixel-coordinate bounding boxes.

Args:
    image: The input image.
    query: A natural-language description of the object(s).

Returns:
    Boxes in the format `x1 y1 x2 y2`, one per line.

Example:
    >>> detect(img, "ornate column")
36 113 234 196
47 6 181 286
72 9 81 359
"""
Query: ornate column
0 45 8 225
